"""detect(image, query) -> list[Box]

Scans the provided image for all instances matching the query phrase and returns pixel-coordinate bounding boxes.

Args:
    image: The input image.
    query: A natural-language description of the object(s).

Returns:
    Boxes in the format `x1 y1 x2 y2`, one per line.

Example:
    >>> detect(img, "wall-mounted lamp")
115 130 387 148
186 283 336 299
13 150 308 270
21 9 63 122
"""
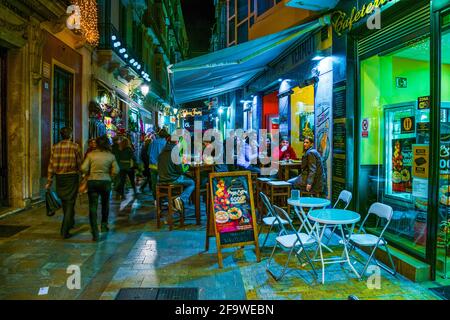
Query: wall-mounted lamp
141 84 149 96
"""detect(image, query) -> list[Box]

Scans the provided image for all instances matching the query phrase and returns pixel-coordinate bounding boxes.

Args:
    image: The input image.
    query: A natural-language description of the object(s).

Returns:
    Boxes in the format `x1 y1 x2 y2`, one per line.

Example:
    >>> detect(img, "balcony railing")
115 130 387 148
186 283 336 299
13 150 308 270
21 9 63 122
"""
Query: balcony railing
98 23 143 75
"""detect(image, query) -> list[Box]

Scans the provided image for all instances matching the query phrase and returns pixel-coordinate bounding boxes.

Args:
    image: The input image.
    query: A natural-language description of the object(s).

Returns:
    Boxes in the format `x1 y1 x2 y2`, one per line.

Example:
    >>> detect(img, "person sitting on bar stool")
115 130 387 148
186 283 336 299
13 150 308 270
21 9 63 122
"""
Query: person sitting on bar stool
157 139 195 215
287 136 325 196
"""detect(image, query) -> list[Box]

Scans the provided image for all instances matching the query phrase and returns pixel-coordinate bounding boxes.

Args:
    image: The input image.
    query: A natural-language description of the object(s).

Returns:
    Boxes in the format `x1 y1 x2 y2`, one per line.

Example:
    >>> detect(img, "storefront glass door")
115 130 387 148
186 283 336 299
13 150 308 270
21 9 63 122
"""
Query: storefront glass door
438 10 450 278
359 37 431 258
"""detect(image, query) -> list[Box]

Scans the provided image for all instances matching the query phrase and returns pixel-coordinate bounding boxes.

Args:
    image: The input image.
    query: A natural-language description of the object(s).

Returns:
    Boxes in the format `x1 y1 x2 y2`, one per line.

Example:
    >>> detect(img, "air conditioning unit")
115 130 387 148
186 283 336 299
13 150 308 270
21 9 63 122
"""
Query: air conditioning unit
285 0 339 11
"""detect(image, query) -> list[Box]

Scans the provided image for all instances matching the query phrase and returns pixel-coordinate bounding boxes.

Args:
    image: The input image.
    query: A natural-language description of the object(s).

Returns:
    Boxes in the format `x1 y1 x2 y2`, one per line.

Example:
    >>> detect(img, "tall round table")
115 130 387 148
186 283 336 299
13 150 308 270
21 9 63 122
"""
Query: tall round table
308 208 361 284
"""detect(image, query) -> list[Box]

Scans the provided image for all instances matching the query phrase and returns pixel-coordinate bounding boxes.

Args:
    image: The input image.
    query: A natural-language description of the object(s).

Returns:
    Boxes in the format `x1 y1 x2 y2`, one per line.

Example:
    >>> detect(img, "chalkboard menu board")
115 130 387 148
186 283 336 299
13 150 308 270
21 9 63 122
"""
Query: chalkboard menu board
332 81 348 204
209 171 260 268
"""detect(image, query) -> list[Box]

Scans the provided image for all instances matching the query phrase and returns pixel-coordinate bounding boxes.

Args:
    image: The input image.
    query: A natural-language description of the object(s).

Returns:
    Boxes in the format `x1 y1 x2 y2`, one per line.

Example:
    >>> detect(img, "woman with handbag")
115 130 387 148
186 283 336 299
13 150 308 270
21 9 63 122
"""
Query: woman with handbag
81 135 120 241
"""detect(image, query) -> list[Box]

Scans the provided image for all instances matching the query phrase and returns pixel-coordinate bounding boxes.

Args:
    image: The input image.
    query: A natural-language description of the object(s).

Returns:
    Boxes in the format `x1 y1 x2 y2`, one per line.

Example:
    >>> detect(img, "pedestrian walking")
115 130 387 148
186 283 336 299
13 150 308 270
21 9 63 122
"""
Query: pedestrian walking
46 127 82 239
84 138 97 159
116 137 137 199
81 136 119 241
139 136 151 193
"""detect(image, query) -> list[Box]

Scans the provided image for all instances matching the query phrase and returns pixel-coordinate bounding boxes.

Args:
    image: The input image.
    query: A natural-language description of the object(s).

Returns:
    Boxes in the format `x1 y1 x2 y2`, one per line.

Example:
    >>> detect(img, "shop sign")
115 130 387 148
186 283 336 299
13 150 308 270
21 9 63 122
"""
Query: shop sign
331 0 394 36
418 96 430 110
412 145 429 179
396 77 407 88
181 108 202 118
401 116 415 134
362 118 369 138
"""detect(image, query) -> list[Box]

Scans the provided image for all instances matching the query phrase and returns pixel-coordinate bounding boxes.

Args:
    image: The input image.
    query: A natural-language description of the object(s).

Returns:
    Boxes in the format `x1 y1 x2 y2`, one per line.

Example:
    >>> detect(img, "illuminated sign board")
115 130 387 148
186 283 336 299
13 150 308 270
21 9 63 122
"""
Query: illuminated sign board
331 0 395 36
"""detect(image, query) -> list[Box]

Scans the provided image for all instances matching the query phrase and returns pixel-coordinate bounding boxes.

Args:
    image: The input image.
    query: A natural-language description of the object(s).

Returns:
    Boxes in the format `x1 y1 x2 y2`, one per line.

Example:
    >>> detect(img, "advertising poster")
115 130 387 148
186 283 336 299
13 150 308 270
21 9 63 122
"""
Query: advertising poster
412 145 429 179
392 138 414 193
209 172 260 268
315 71 333 198
212 175 253 235
290 85 314 154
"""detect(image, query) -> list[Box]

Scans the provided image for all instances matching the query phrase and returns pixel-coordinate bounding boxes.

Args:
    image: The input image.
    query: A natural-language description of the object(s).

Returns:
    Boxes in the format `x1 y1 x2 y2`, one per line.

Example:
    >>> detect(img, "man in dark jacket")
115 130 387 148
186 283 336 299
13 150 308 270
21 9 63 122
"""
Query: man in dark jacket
148 128 169 200
288 136 325 196
158 140 195 214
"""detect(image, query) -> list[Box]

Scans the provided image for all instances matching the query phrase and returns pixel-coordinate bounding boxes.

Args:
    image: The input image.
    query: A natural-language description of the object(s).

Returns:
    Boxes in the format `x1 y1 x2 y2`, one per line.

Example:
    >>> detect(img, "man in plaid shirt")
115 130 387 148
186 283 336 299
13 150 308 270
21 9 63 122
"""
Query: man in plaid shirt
46 127 82 239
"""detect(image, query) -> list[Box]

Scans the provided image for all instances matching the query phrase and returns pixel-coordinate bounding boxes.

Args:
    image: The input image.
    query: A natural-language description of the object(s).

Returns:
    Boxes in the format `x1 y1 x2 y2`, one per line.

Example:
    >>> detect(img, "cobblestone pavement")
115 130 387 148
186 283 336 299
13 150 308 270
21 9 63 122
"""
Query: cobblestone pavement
0 191 442 300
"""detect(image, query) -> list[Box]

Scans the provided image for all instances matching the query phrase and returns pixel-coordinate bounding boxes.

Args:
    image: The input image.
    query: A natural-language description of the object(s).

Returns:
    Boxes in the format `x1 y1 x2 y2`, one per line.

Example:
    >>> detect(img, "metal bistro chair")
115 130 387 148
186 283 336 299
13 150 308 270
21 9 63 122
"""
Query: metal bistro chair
347 202 397 280
266 205 318 281
258 192 289 247
324 190 353 245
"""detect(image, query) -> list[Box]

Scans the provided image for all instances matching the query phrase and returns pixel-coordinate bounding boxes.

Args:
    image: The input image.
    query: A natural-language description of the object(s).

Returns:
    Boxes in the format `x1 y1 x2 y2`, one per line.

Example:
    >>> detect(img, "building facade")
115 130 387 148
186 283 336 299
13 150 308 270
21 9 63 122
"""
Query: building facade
330 0 450 280
0 0 189 211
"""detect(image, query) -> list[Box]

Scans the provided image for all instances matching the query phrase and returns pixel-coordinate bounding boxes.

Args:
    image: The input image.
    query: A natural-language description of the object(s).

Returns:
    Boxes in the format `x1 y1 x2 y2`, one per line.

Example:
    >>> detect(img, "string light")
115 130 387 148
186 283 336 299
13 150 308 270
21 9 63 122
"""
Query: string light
72 0 99 46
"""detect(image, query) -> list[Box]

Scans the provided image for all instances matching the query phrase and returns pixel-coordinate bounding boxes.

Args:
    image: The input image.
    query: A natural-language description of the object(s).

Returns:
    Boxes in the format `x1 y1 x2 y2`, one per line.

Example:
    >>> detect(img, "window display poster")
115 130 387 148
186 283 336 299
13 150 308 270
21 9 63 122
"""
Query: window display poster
392 138 414 193
440 143 450 174
209 172 260 268
412 145 429 179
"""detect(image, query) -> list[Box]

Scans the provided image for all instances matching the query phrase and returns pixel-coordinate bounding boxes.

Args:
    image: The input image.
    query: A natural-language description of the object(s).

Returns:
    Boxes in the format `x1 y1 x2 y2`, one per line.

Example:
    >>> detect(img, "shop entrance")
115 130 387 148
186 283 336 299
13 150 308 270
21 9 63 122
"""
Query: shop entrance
358 37 431 259
0 48 8 207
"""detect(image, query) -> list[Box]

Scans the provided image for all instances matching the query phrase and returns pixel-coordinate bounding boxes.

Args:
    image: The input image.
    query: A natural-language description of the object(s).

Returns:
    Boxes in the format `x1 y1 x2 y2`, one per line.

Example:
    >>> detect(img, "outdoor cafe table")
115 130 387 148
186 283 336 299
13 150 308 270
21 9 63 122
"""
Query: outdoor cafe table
188 163 215 225
308 209 361 284
287 197 331 235
277 160 302 181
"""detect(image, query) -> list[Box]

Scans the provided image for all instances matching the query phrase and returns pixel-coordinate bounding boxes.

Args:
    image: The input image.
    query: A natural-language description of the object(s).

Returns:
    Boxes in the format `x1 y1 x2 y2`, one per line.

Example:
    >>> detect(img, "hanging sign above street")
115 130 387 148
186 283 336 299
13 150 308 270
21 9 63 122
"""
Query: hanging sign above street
180 108 202 118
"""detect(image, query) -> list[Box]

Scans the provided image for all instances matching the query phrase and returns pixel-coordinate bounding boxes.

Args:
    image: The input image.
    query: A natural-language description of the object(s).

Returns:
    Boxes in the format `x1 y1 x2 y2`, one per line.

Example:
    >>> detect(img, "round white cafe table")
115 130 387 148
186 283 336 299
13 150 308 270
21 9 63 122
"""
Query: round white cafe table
308 209 361 284
287 197 333 254
288 197 331 208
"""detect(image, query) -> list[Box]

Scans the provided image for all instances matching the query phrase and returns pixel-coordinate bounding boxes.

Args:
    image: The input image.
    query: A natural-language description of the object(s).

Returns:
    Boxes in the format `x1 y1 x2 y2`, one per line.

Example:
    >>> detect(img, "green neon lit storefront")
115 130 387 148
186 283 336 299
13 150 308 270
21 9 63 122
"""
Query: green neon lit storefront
333 0 450 280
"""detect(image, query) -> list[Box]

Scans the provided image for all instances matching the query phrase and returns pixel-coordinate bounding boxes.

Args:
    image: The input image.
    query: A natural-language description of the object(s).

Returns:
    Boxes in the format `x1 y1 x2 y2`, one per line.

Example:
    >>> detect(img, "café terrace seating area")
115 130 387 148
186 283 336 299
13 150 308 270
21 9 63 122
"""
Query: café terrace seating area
153 156 398 287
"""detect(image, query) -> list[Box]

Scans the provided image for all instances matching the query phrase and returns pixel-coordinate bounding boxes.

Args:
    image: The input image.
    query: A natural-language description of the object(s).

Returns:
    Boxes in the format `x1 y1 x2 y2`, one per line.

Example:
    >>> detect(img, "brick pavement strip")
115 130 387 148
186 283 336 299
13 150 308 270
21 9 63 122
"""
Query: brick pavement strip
0 192 444 300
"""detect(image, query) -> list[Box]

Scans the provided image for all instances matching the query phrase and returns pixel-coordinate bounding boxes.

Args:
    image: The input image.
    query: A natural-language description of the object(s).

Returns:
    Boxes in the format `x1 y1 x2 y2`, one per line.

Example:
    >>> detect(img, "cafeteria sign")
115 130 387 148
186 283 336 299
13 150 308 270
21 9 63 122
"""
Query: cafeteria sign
209 171 260 268
332 0 394 36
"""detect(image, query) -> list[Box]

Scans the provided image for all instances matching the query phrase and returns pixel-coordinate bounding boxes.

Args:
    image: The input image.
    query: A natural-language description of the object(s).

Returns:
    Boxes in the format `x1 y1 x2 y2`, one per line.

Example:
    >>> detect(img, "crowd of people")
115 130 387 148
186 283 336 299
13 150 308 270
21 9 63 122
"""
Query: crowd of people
46 126 324 241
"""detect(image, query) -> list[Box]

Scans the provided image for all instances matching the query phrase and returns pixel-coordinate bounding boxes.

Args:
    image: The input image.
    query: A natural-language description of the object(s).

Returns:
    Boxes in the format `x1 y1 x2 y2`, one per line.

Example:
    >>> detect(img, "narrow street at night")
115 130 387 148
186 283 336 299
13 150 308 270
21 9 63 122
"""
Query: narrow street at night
1 0 450 311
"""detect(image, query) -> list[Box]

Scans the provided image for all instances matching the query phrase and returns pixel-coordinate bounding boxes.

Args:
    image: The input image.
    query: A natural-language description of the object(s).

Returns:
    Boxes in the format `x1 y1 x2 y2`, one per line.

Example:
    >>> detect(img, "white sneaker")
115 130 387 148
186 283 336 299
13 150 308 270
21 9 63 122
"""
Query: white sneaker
173 197 182 211
173 197 184 214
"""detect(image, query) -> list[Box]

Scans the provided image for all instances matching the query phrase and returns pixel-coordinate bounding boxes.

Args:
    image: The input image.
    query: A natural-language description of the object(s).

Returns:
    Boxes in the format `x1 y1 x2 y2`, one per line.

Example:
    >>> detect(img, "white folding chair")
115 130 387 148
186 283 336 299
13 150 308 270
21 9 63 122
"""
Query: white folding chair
266 205 318 281
258 192 288 247
348 202 397 279
324 190 352 245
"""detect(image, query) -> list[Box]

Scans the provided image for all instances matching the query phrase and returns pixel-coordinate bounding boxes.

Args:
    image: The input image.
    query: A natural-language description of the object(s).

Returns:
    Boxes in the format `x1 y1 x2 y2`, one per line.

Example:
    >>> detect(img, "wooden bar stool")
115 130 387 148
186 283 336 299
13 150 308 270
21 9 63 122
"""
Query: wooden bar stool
267 181 291 214
156 183 184 230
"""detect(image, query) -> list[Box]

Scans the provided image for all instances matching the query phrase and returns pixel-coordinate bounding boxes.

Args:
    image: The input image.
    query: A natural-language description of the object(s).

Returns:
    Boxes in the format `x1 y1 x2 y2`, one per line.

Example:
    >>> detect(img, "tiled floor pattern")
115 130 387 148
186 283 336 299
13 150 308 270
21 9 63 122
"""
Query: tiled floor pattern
0 191 442 300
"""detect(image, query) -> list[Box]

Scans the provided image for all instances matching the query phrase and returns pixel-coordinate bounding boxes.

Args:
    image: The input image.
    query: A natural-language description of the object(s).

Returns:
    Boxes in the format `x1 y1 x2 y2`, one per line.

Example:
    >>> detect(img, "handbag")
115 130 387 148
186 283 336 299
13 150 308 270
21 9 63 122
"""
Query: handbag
45 190 61 216
79 175 89 194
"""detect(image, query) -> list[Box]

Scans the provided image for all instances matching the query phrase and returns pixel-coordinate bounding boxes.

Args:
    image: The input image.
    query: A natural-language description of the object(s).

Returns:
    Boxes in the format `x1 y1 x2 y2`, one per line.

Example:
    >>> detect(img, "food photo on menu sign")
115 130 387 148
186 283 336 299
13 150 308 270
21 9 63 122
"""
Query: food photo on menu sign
212 176 253 233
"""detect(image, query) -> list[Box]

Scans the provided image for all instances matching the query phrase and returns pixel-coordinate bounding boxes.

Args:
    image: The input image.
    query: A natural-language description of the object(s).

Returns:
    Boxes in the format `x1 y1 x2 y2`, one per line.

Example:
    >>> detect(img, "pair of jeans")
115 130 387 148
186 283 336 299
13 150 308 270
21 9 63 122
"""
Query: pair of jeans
117 168 136 197
172 175 195 205
87 180 112 235
55 173 79 237
140 167 151 192
150 168 158 199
